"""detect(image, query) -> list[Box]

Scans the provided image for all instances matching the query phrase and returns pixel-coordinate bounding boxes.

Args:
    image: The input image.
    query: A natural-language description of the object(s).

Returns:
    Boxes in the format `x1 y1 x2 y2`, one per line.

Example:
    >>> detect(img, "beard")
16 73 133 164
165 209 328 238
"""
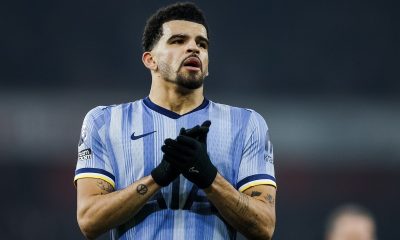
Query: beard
159 61 207 90
175 70 204 89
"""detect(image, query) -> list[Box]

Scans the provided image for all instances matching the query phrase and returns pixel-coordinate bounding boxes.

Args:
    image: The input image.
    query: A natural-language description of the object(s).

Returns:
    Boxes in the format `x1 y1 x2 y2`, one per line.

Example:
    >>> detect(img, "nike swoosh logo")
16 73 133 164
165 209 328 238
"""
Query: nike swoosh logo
131 131 156 140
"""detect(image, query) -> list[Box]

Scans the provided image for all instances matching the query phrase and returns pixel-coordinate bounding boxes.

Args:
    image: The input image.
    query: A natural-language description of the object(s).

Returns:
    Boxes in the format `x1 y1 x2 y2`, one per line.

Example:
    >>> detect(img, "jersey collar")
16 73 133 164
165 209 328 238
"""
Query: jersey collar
143 96 210 119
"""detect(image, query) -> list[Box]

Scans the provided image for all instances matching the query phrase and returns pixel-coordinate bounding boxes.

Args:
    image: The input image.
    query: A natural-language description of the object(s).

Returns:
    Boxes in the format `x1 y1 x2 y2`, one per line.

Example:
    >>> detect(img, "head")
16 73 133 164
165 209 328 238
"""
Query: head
325 204 377 240
142 2 209 90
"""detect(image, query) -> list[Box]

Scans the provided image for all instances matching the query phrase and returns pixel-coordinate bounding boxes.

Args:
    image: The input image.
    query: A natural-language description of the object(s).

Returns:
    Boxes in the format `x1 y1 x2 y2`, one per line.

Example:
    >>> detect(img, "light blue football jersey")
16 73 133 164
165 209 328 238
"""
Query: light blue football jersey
74 97 276 240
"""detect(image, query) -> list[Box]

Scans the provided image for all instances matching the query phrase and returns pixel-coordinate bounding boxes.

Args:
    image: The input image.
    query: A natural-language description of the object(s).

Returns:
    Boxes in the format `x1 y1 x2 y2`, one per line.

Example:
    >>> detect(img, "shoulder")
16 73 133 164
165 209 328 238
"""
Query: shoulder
85 105 109 118
247 109 269 129
209 100 268 126
83 105 114 124
209 100 252 115
83 100 141 126
85 99 142 118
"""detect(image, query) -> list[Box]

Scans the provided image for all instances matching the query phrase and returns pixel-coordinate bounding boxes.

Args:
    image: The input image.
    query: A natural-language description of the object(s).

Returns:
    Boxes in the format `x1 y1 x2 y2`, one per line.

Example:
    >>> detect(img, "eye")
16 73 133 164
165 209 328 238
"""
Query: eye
197 41 208 49
171 39 184 44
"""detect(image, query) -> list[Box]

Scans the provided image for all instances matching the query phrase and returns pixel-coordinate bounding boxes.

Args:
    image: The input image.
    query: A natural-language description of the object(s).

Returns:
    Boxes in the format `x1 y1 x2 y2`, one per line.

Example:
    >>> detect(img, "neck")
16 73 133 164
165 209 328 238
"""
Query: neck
148 79 204 115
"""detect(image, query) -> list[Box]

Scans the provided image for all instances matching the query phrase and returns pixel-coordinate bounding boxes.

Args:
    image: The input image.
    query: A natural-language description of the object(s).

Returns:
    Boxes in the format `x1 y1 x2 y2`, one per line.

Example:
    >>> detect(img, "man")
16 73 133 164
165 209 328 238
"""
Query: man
325 204 377 240
74 2 276 239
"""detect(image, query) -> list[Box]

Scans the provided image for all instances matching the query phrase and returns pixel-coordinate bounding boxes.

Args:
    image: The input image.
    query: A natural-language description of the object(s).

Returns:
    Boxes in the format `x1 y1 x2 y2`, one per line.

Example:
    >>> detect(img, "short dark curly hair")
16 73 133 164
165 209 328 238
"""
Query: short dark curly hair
142 2 208 52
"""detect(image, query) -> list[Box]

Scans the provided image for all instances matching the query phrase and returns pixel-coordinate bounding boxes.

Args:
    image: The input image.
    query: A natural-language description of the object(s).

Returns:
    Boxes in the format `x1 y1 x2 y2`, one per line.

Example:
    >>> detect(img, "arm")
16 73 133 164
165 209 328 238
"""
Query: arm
75 109 180 239
204 173 276 240
76 176 161 239
162 119 276 238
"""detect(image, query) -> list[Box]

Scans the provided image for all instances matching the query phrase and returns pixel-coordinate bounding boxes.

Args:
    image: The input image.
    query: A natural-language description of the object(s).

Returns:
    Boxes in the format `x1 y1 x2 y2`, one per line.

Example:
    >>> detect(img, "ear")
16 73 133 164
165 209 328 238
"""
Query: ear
142 52 157 71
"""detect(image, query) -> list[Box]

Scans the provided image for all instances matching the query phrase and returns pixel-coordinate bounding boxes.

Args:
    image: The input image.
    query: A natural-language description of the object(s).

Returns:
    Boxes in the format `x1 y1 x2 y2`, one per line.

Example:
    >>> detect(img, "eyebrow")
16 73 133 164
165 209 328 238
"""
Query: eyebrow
167 34 209 45
167 34 187 42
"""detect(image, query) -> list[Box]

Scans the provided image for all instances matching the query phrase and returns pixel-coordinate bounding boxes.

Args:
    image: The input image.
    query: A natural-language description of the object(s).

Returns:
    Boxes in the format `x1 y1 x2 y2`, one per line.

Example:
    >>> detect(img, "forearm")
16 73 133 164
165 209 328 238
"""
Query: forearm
77 175 161 239
204 173 276 240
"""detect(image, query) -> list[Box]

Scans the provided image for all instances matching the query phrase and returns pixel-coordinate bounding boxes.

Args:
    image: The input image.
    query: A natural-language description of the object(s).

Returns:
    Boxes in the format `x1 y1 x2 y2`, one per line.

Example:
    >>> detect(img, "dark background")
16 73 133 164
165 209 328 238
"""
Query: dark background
1 0 399 239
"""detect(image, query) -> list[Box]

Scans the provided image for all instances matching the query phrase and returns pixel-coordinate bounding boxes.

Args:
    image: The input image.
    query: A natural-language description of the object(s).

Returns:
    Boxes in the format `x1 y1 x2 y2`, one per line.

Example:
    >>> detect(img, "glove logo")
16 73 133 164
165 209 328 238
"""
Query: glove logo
188 166 199 173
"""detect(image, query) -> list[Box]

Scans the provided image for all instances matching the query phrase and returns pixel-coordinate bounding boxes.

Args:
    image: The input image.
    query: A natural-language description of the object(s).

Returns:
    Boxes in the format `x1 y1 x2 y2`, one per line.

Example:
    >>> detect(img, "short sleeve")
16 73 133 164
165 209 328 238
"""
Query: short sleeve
236 111 276 192
74 107 116 188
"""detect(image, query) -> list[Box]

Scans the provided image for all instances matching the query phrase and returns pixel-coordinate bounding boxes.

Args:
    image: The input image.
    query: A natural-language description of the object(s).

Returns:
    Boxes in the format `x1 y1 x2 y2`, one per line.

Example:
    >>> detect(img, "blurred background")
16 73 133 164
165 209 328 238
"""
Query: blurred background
1 0 399 239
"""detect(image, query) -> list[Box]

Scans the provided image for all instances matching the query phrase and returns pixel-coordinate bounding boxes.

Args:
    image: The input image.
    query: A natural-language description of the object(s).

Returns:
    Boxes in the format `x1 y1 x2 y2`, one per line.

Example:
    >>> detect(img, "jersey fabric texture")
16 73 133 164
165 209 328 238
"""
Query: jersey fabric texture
74 97 276 240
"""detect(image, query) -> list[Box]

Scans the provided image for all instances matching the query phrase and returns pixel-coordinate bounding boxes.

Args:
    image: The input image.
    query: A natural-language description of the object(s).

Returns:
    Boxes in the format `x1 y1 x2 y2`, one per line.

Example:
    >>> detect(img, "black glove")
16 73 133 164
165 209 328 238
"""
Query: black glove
162 120 217 189
180 120 211 142
151 121 210 187
151 157 180 187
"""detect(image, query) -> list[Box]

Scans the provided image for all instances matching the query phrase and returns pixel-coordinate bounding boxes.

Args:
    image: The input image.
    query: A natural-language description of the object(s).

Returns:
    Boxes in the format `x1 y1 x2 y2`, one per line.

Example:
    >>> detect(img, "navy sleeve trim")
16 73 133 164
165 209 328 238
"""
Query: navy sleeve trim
75 168 115 181
236 174 277 191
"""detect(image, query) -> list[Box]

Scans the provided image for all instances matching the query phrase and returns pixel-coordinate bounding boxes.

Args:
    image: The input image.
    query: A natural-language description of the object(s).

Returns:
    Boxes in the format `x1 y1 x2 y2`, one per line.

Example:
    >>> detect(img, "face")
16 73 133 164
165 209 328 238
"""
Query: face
327 215 376 240
150 20 209 89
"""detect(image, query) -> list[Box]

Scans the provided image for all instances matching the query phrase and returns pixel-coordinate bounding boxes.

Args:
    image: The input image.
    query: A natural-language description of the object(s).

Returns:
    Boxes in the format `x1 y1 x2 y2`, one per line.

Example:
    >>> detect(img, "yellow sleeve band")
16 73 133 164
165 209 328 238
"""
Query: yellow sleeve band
238 179 277 192
74 172 116 189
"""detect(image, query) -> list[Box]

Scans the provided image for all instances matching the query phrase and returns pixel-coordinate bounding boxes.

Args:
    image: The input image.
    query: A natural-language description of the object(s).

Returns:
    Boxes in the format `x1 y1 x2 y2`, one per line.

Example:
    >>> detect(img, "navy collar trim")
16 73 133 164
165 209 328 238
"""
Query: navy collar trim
143 97 210 119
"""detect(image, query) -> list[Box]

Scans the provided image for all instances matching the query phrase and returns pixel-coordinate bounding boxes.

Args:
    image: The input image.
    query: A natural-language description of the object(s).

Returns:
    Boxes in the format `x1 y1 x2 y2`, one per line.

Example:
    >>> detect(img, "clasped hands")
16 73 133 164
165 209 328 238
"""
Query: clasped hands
151 120 217 189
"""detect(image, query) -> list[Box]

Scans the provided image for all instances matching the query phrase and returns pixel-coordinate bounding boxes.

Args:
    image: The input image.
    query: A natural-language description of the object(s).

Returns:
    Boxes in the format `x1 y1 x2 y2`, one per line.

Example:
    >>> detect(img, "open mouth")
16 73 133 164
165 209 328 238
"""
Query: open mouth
182 57 201 71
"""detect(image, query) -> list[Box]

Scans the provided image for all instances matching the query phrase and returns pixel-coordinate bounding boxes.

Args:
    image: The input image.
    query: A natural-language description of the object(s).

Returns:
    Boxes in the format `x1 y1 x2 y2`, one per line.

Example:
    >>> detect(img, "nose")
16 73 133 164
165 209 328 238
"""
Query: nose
186 40 200 54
